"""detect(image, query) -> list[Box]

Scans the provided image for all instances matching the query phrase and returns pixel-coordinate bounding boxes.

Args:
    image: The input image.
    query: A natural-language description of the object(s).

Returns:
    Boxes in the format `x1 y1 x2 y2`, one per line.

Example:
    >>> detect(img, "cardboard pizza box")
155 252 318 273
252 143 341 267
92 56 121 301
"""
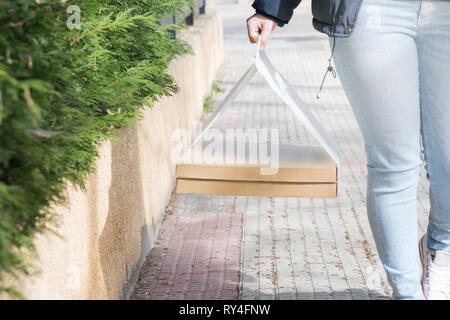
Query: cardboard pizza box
176 140 338 198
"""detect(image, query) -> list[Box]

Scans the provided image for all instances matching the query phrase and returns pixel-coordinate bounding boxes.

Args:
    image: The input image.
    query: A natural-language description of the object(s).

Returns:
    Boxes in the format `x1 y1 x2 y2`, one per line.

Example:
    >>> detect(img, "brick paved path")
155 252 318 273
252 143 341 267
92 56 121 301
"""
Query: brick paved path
131 1 430 300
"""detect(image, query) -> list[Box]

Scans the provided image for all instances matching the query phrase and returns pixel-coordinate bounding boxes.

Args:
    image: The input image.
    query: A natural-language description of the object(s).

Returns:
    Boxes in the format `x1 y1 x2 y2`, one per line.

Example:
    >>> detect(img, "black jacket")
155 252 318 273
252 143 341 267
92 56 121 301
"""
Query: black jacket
252 0 363 38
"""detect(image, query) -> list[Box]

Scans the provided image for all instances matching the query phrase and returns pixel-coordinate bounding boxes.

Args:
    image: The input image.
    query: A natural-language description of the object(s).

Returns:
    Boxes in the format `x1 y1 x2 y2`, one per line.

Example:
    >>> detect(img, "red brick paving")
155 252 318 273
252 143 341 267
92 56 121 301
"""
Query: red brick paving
131 195 242 300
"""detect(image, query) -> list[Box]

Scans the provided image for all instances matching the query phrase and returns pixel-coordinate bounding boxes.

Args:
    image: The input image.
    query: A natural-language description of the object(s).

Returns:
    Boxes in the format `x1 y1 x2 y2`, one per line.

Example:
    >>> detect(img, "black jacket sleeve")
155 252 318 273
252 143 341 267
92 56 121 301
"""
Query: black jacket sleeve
252 0 302 27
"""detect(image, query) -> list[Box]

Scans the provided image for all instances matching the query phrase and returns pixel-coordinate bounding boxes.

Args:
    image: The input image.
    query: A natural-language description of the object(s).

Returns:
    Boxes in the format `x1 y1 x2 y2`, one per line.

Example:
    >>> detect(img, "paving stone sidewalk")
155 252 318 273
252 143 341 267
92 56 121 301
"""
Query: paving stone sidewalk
131 1 430 300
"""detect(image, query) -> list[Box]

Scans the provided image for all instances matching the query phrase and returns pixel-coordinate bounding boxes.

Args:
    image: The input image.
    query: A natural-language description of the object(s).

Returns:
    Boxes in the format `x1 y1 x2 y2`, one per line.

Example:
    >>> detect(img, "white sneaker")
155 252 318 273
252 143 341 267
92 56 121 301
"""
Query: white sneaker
419 235 450 300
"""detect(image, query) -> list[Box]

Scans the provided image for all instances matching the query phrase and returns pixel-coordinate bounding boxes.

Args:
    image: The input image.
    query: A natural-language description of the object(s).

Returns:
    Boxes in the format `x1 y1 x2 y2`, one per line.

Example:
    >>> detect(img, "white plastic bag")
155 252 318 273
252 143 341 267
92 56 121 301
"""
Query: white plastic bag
183 37 341 167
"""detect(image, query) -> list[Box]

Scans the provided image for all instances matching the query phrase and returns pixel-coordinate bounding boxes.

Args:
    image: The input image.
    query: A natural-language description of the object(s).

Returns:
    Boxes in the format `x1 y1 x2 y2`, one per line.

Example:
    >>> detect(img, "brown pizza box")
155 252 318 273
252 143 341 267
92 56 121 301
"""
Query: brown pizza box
176 140 338 198
176 179 337 198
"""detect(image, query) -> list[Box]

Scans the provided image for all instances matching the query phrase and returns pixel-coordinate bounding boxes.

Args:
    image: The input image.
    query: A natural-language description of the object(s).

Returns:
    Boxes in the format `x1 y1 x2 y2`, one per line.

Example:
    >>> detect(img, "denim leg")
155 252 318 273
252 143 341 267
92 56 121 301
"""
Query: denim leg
330 0 424 299
417 0 450 255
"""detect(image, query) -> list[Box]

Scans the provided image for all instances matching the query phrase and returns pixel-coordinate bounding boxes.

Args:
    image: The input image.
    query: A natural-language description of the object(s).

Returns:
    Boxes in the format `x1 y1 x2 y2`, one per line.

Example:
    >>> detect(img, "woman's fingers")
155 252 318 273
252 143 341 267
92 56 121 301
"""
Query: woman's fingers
259 22 274 50
247 14 260 43
246 13 277 50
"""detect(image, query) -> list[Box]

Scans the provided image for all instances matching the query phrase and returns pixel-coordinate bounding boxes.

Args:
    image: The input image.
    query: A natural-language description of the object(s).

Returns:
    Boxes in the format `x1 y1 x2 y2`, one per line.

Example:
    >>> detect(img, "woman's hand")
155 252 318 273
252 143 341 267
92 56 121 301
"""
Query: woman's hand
246 13 277 50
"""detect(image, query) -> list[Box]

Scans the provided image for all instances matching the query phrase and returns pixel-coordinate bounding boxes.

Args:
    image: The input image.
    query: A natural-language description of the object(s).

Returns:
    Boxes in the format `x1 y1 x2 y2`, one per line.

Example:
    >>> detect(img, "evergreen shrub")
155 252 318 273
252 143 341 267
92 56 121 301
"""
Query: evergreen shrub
0 0 191 297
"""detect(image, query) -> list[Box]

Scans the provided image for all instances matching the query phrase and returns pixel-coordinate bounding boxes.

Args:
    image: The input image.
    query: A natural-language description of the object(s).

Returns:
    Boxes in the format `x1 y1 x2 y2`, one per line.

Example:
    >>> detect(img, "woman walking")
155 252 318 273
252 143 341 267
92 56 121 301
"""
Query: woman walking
247 0 450 300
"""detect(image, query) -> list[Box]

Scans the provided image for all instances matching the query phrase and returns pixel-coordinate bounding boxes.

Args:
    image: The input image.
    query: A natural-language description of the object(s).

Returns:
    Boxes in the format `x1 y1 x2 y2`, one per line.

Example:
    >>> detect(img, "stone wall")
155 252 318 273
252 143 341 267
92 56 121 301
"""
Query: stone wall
9 8 224 300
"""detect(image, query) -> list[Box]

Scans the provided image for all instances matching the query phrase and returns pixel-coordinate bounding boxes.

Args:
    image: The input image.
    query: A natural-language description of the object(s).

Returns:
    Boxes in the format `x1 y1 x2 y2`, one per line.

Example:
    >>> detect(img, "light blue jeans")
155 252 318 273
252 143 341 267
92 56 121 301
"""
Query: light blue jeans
331 0 450 299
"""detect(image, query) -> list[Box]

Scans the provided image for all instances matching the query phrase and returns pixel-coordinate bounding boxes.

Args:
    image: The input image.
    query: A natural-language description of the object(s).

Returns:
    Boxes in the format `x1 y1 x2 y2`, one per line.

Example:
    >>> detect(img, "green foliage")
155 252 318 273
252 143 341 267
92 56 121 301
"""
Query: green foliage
203 80 223 113
0 0 191 297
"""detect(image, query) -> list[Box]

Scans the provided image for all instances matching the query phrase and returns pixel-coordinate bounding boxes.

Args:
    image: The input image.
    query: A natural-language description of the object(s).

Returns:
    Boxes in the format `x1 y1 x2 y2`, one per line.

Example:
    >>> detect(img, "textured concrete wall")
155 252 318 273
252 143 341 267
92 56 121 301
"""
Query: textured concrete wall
10 9 224 300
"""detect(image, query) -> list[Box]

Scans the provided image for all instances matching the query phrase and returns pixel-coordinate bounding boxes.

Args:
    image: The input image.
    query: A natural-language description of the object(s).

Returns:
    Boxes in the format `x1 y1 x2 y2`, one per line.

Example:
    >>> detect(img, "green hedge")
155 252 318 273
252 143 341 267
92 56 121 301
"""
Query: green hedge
0 0 191 298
